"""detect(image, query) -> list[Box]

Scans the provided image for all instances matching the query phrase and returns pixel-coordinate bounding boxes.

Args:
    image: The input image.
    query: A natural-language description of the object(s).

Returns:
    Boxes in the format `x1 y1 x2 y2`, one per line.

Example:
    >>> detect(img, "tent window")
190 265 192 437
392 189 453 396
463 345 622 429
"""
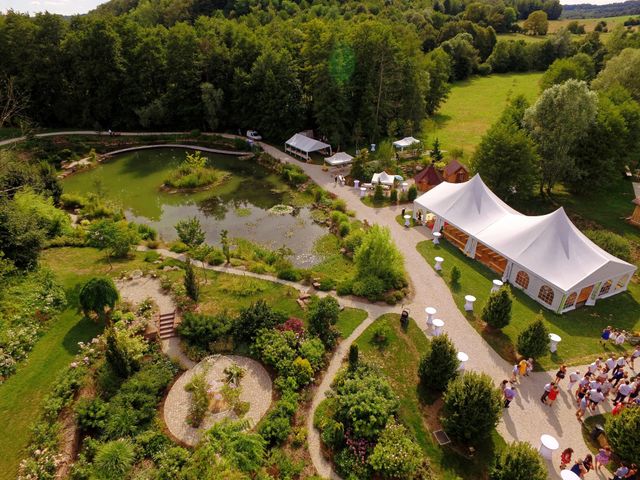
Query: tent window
515 271 529 289
538 285 554 305
616 275 629 290
565 292 577 308
599 280 612 296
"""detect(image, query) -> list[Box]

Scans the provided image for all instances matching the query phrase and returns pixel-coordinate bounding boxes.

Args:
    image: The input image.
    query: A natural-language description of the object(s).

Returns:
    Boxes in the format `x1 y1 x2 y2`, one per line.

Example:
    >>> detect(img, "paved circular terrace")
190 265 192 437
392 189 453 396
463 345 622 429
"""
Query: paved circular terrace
163 354 272 446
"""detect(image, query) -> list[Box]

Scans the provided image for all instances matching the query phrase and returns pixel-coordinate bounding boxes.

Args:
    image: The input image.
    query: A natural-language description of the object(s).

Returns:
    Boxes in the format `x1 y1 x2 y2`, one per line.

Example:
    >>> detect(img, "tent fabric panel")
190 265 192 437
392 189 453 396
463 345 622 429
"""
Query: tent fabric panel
285 133 330 153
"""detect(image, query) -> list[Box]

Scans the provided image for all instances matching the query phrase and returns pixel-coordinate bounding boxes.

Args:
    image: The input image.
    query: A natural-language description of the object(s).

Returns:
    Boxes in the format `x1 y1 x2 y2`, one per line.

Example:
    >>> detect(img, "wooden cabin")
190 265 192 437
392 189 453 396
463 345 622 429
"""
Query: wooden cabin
630 198 640 227
414 164 442 192
443 159 469 184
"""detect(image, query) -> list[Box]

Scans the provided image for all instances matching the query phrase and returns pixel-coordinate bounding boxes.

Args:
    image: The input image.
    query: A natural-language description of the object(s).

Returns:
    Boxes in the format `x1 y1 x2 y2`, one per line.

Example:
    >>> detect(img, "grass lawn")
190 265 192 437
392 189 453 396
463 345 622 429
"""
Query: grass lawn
416 240 640 370
310 233 356 285
395 209 419 228
421 72 543 157
355 313 505 480
335 307 368 338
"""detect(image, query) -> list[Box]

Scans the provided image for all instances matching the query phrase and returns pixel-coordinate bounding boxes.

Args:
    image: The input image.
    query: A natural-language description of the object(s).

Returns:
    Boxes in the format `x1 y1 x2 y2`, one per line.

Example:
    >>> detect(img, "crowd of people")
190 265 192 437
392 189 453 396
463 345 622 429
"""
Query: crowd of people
499 343 640 479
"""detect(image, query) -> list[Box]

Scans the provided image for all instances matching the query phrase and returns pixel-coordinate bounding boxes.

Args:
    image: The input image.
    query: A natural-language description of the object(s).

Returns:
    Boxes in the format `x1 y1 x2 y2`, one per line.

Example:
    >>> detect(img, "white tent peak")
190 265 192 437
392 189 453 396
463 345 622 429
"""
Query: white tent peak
371 171 395 185
393 136 421 149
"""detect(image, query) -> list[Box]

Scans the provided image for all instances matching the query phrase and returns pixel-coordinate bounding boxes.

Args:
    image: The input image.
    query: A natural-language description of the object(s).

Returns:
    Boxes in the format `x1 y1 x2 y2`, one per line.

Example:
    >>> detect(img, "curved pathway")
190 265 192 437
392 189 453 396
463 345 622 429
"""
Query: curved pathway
4 131 612 479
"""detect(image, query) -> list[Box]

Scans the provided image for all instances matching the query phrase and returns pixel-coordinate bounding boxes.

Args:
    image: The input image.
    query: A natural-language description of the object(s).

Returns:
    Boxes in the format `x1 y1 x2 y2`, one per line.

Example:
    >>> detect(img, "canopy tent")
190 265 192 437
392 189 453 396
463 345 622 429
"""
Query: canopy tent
324 152 354 167
414 175 637 313
371 171 396 186
285 133 331 160
393 136 421 150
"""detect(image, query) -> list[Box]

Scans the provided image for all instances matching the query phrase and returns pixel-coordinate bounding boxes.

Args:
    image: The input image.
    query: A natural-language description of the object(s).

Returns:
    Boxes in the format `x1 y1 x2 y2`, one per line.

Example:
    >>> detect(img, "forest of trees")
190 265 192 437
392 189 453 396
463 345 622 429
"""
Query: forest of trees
1 0 565 146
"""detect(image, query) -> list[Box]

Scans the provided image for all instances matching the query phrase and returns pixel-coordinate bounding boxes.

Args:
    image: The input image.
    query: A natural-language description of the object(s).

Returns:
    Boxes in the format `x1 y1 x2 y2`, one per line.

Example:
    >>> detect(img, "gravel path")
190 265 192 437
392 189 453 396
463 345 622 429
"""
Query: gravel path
163 354 272 446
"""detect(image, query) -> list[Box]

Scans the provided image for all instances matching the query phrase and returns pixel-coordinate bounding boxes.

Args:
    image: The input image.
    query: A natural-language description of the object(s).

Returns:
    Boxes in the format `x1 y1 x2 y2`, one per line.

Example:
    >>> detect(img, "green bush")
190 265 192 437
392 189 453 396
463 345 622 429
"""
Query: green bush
354 225 406 292
291 357 314 387
252 329 297 375
338 221 351 237
372 323 391 347
442 372 502 445
584 230 632 262
185 372 209 427
389 189 398 202
336 279 353 296
300 338 326 371
418 334 459 391
516 315 549 359
277 267 302 281
184 258 199 302
407 185 418 201
490 441 548 480
481 287 513 329
105 326 147 378
92 439 135 480
169 241 189 253
178 312 232 350
342 229 365 253
373 184 384 202
332 199 347 212
348 344 359 368
234 300 286 343
450 265 461 286
75 398 108 433
60 192 87 209
318 277 336 291
144 250 161 263
368 419 423 478
135 223 158 241
205 249 225 266
606 404 640 463
351 275 386 301
79 277 119 321
334 444 372 479
308 296 340 348
258 411 292 445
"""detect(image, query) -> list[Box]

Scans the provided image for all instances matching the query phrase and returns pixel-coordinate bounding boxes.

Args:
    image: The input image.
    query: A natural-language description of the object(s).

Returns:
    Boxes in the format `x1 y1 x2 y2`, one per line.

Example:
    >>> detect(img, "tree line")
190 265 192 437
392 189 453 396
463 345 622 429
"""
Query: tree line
1 0 561 146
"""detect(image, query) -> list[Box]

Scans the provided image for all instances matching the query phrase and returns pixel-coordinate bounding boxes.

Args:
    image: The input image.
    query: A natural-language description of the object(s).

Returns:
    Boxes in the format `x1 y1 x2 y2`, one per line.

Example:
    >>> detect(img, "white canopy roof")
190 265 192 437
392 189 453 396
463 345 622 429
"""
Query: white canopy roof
325 152 354 166
371 171 395 185
285 133 330 153
415 175 636 292
393 136 421 148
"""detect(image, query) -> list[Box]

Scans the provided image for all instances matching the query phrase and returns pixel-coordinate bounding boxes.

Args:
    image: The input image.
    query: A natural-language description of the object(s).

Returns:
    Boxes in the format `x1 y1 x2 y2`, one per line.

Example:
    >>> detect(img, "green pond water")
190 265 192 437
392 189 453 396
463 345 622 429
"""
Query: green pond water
62 148 326 266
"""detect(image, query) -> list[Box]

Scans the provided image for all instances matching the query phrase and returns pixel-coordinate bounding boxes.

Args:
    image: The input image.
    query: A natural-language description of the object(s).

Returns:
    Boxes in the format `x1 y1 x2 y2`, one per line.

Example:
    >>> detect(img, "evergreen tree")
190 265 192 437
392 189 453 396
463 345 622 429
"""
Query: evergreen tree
220 229 231 264
348 344 359 369
516 315 549 358
184 258 200 302
418 334 460 391
481 287 513 329
430 138 444 163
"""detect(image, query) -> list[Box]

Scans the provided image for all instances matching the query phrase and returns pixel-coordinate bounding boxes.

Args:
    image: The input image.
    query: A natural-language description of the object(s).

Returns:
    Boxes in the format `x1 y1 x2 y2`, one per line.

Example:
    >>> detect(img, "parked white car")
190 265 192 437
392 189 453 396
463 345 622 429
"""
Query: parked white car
246 130 262 141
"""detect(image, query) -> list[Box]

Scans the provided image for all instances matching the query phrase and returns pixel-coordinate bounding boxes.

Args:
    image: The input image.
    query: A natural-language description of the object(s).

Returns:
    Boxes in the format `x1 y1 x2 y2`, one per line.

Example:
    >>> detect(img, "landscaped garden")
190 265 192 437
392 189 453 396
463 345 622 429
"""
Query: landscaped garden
417 240 640 369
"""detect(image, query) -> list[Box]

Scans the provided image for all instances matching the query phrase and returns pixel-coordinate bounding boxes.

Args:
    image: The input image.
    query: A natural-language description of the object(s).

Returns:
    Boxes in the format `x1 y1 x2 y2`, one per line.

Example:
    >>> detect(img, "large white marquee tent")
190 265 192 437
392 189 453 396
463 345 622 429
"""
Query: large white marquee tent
413 175 637 313
285 133 331 160
324 152 354 167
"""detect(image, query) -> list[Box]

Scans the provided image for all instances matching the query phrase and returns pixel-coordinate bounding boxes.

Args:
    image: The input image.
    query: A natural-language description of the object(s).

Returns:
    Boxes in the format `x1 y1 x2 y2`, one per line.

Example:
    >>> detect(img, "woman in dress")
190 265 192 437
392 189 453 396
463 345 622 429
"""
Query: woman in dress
547 384 560 406
583 454 593 475
595 446 611 471
560 447 573 470
555 364 567 384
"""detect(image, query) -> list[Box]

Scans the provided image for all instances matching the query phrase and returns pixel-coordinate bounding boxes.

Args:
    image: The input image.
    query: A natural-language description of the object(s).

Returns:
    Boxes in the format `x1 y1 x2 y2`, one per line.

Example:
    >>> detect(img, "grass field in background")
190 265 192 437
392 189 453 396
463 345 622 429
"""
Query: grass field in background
422 72 543 158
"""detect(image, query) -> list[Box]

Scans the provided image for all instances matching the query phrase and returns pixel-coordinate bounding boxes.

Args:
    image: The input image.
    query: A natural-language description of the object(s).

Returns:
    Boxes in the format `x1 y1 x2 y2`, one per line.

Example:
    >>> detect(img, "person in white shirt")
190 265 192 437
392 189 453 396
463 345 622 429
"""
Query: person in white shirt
568 371 581 391
605 355 616 372
629 346 640 369
589 388 605 410
590 380 602 390
588 358 602 374
614 356 626 372
614 381 632 404
615 331 626 345
601 379 613 397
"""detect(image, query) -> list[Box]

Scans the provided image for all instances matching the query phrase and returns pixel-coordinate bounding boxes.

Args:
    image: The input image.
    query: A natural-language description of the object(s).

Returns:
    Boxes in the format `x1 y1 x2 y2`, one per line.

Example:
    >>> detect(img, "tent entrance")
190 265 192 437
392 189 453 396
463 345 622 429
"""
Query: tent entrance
576 285 594 306
475 243 507 275
442 224 469 251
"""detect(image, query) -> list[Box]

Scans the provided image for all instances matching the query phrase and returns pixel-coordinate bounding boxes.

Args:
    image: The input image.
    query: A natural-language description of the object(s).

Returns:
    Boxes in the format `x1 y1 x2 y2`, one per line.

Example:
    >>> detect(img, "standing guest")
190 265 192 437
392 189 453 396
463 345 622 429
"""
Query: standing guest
518 358 528 377
610 329 619 344
612 401 625 416
629 345 640 370
628 378 639 404
576 375 590 403
555 364 567 384
568 370 581 392
616 330 626 346
605 354 617 372
600 325 612 345
626 463 638 480
601 378 613 398
511 364 519 383
547 383 560 406
500 379 508 393
614 380 632 404
594 446 611 472
503 383 516 408
589 357 603 375
401 208 406 218
588 387 604 411
541 382 554 403
582 454 593 475
526 358 534 376
611 368 626 388
560 448 573 470
570 459 587 478
613 463 629 480
576 394 589 422
615 355 627 373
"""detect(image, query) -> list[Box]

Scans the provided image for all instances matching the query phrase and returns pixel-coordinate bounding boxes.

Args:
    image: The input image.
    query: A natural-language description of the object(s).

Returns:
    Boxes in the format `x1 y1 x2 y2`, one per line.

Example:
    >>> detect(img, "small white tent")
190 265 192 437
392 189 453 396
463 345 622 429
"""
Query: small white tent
285 133 331 160
413 175 637 313
324 152 354 167
393 136 421 150
371 171 395 186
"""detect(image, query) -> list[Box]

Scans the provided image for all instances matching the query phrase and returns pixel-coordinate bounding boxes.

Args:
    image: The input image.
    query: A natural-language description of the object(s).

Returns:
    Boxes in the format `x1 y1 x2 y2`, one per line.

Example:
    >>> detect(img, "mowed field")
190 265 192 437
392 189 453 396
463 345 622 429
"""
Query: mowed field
422 72 543 156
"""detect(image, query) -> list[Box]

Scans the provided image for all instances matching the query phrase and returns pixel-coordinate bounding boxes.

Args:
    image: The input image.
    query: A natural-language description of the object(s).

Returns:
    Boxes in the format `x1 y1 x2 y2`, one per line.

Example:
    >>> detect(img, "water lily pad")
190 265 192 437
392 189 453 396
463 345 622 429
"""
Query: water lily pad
268 204 294 215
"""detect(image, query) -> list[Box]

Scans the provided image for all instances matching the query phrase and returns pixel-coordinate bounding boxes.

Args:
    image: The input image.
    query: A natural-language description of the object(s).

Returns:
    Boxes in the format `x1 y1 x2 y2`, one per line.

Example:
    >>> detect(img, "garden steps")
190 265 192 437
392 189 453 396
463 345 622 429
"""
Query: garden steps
158 311 177 339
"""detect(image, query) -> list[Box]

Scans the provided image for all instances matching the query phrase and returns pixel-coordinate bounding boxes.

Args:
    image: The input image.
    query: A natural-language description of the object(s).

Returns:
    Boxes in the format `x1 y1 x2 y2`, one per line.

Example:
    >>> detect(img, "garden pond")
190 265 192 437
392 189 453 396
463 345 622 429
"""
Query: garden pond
62 148 326 266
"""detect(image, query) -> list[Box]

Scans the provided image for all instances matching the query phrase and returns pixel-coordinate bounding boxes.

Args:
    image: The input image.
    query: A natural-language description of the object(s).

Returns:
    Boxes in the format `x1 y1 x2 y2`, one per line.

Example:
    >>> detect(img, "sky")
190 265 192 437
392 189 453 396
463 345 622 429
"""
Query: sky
0 0 633 15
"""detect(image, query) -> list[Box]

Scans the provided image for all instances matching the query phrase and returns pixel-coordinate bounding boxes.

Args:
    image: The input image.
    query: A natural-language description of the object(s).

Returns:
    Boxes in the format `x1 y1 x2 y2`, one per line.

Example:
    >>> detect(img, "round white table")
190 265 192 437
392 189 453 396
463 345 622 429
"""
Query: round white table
425 307 437 326
457 351 469 371
432 319 445 336
432 231 442 244
549 333 562 353
402 182 409 192
404 214 411 227
538 434 559 460
561 470 581 480
464 295 477 311
359 187 366 197
434 256 444 271
491 279 504 293
354 180 360 189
